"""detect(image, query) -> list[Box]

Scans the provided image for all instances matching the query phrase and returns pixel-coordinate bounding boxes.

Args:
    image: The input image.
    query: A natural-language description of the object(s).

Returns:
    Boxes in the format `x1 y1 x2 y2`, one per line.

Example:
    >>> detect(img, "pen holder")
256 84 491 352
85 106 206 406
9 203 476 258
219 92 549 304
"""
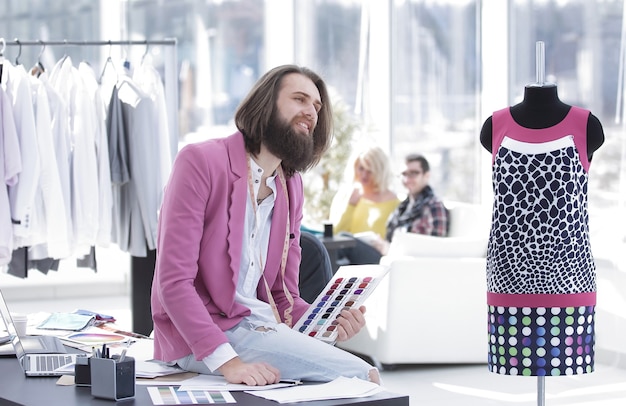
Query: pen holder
74 356 91 387
90 355 135 400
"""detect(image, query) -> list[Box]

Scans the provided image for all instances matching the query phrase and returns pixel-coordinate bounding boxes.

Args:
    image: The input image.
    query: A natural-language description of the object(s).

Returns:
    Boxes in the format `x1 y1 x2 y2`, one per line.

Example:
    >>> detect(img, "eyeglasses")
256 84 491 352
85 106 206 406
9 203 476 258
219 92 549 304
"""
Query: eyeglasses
400 170 422 178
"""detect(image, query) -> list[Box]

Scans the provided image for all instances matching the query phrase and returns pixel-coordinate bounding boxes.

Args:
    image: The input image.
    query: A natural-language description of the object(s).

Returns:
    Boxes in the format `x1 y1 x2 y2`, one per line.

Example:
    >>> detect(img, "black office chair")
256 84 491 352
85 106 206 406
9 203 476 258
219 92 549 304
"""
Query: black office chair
299 231 333 304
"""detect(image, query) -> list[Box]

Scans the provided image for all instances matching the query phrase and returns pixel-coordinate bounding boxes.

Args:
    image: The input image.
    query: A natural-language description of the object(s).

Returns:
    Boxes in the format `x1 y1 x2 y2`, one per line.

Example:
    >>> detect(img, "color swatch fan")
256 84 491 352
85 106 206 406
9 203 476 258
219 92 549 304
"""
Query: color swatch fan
293 264 390 344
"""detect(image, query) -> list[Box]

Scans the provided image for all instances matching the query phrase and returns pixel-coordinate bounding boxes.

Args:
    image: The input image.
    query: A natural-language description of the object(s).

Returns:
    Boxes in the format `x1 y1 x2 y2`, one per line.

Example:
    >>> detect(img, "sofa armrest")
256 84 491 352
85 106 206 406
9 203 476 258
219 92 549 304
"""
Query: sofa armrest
386 232 488 258
338 256 488 365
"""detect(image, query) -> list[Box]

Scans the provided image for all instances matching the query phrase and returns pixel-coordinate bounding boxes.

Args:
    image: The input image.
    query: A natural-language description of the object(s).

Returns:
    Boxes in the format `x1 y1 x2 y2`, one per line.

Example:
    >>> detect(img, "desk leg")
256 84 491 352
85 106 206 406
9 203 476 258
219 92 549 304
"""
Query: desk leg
130 251 155 336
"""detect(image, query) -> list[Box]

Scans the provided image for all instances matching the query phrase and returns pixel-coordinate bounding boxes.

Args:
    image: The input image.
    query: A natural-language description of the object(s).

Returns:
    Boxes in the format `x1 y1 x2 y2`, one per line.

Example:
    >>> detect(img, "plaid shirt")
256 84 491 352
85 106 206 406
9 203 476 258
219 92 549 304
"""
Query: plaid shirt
408 200 448 236
385 185 449 240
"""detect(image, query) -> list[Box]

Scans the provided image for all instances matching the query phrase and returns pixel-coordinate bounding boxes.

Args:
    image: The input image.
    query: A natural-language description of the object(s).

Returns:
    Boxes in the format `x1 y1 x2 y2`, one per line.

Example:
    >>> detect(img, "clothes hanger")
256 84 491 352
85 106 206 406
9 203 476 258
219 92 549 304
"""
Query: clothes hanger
140 40 150 65
122 40 131 73
30 40 46 77
14 38 22 65
0 37 5 83
59 39 70 64
99 40 117 83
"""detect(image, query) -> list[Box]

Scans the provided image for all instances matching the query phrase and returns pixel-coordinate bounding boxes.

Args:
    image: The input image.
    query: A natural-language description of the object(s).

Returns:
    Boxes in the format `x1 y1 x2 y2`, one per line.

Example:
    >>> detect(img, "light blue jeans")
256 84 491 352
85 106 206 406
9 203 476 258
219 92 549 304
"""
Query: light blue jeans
174 320 378 382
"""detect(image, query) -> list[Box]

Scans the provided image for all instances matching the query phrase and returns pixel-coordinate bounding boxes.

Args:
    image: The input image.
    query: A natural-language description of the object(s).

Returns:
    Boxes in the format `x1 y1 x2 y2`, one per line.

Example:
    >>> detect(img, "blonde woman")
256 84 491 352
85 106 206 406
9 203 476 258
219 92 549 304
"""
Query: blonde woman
334 146 400 264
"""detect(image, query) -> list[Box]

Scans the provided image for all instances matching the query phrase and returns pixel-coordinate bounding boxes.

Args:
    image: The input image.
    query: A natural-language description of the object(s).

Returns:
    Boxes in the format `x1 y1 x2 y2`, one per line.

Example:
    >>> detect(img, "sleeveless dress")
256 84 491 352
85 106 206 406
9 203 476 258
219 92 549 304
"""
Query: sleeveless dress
486 106 596 377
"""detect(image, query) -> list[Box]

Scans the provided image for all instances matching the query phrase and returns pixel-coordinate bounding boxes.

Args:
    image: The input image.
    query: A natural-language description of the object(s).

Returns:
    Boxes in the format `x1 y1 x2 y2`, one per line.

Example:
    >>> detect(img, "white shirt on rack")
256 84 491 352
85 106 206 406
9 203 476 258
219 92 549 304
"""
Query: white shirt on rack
27 72 69 260
39 71 73 257
79 62 112 248
0 87 21 266
49 56 100 257
4 62 40 247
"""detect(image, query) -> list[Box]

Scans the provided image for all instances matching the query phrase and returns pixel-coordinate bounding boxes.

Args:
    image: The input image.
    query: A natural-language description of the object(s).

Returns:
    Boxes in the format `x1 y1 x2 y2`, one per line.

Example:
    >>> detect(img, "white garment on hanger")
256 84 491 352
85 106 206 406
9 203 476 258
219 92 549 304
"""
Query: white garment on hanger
4 62 40 247
0 87 21 265
49 56 99 257
133 60 173 198
27 72 69 260
79 61 112 248
39 71 73 256
109 74 160 256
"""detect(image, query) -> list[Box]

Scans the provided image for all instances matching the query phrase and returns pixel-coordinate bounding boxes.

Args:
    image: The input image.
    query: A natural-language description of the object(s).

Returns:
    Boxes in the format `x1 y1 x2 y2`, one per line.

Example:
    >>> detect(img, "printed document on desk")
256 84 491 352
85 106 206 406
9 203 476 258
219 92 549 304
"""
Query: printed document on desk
246 376 385 403
37 312 96 331
148 387 236 404
179 374 300 391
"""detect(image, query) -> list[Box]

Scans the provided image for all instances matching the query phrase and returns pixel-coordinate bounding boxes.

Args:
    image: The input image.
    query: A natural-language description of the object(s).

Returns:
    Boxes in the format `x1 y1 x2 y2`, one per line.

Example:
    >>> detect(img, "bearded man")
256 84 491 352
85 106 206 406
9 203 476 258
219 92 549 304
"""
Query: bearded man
150 65 380 386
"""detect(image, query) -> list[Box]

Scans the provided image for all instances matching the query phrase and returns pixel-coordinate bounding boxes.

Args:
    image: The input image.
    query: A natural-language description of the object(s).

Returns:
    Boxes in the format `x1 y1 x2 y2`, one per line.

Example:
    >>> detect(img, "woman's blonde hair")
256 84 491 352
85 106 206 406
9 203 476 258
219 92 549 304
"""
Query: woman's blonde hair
353 146 393 192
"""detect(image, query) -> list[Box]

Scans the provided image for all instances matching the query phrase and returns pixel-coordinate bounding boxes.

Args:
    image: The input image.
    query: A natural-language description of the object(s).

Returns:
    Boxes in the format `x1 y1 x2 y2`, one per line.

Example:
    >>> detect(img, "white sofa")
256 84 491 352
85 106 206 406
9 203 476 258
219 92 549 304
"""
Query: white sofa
337 201 492 368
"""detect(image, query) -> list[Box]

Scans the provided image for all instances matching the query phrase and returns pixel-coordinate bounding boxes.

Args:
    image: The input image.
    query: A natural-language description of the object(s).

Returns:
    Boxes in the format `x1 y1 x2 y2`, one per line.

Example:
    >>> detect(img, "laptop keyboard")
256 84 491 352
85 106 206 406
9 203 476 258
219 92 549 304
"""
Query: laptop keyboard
36 355 74 371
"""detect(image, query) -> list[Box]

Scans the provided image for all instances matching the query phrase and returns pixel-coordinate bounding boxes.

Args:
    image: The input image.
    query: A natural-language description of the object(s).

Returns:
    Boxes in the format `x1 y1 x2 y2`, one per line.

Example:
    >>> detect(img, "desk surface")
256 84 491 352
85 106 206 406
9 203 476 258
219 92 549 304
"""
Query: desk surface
320 235 358 273
320 235 357 250
0 356 408 406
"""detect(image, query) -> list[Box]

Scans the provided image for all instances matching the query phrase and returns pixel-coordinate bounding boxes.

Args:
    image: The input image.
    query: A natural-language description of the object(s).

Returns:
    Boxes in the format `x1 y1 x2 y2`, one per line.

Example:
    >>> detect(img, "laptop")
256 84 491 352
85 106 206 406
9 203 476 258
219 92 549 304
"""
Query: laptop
0 288 77 376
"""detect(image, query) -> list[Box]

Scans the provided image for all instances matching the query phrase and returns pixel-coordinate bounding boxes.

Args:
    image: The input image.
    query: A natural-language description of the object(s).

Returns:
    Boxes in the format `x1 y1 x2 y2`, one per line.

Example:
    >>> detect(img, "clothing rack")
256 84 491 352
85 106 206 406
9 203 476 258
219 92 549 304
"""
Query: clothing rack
1 38 179 335
0 38 179 160
1 38 179 159
0 38 176 46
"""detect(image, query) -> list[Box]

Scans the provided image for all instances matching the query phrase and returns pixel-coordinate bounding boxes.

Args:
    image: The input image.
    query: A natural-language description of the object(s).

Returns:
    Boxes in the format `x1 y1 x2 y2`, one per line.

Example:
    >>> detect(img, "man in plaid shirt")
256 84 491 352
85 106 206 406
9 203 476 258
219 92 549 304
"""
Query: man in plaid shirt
384 154 448 240
355 153 449 258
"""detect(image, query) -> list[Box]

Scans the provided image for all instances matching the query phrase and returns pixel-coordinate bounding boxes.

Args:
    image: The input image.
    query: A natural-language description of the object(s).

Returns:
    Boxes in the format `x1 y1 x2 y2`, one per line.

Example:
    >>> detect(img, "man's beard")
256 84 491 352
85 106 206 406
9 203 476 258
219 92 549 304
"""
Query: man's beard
264 113 315 174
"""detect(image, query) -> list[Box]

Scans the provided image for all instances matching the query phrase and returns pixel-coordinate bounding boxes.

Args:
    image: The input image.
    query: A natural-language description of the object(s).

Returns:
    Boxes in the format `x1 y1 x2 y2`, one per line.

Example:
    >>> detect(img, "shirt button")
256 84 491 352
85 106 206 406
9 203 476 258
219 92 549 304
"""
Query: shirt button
255 179 259 183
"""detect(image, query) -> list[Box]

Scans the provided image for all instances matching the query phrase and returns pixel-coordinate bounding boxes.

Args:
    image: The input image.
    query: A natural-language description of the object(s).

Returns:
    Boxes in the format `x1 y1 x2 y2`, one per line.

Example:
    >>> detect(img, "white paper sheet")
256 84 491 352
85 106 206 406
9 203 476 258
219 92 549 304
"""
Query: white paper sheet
179 374 299 391
245 376 385 403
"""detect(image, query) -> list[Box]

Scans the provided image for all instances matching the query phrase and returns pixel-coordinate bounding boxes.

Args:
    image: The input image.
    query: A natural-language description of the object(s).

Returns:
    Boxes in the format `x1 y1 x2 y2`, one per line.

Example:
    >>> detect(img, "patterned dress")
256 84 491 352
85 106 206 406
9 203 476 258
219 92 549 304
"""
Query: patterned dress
486 106 596 377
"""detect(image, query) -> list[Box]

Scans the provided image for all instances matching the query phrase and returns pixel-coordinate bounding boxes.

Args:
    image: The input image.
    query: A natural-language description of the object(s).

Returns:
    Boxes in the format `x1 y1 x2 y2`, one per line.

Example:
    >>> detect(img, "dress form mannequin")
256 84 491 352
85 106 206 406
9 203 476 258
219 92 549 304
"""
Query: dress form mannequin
483 81 604 383
480 84 605 158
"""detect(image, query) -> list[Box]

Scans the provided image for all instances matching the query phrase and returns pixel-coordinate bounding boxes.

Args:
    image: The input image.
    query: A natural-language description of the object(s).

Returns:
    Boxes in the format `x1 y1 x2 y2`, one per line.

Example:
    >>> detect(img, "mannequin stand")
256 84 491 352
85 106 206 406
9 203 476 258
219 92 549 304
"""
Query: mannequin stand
537 376 545 405
535 41 547 406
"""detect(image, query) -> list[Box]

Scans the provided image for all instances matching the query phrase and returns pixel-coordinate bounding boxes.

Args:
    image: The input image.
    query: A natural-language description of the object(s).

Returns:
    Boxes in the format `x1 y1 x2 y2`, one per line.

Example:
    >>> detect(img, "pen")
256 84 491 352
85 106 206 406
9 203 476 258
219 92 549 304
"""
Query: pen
101 344 107 358
279 379 301 385
118 349 127 363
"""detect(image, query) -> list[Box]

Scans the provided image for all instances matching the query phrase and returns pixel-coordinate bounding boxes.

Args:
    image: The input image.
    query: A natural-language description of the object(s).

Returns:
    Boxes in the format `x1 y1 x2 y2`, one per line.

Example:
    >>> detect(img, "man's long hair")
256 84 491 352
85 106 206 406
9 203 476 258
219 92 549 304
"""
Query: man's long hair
234 65 333 176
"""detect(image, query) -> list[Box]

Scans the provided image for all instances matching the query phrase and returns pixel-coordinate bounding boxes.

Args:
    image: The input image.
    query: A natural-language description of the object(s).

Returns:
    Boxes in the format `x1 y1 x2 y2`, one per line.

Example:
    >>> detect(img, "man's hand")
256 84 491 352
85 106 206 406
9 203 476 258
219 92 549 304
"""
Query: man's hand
367 235 390 255
218 357 281 386
335 305 367 341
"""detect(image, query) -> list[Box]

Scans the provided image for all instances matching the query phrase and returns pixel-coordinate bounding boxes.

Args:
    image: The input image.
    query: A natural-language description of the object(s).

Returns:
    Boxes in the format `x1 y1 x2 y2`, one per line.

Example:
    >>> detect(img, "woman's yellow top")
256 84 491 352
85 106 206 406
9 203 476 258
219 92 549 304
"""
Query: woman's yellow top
335 198 401 239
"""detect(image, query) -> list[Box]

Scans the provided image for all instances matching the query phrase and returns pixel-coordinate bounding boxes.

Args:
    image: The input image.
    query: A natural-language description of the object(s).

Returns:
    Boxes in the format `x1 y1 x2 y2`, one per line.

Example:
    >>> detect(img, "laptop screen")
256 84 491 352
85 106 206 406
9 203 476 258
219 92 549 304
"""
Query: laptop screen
0 289 27 361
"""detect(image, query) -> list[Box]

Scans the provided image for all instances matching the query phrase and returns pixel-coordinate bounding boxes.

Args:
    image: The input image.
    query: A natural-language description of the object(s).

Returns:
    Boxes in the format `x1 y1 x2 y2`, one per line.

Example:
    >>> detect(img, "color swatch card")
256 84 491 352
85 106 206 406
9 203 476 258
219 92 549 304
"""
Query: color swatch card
293 264 390 344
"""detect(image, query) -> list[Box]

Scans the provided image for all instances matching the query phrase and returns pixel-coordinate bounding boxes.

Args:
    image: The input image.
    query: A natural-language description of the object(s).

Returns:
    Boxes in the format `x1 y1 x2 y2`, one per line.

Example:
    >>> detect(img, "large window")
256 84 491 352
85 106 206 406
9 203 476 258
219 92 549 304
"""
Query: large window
391 0 481 202
508 0 625 257
0 0 623 260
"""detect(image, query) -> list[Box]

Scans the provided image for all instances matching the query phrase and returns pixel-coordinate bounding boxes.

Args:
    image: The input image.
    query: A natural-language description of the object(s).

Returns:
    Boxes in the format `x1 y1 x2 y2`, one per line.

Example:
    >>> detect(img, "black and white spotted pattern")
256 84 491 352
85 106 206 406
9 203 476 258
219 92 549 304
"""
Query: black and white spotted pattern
486 135 596 294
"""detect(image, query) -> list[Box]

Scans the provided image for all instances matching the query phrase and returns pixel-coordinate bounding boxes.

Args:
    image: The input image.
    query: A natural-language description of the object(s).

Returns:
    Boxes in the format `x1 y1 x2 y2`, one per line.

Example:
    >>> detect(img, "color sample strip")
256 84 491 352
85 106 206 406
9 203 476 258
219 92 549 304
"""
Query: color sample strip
293 265 390 344
147 387 236 404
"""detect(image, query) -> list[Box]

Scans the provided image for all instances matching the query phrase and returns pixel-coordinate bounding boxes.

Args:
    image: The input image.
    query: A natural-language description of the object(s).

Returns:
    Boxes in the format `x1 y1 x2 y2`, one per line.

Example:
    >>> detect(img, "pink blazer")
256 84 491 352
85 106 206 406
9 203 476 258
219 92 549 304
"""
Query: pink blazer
151 132 309 362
